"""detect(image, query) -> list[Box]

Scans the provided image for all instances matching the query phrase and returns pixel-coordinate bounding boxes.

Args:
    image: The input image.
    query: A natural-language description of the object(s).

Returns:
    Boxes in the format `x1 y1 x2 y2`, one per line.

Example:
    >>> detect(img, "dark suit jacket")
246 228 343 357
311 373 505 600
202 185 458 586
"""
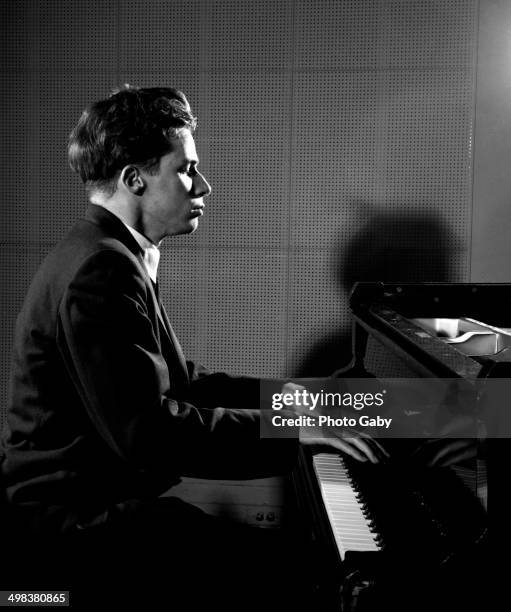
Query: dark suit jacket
1 204 296 533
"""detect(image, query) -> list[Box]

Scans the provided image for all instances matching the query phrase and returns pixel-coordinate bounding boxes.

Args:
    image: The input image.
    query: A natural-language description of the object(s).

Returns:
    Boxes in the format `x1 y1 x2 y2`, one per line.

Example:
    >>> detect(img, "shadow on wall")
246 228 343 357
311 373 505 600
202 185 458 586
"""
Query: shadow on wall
294 207 461 377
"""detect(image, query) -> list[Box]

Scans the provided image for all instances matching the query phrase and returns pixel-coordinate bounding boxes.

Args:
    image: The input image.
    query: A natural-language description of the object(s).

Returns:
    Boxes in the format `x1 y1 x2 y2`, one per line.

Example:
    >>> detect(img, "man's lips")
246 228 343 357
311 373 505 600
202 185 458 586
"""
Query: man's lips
190 204 204 217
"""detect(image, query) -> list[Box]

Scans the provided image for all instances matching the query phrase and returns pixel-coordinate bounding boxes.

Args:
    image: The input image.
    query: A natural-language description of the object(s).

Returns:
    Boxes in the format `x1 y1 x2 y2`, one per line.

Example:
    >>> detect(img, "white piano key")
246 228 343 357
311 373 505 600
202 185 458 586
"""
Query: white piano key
312 452 381 560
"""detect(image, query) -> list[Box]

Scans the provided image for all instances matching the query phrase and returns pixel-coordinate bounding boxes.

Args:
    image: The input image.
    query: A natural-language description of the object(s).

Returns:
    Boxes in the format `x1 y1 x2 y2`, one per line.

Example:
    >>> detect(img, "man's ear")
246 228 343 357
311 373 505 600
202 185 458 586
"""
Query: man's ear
120 165 145 195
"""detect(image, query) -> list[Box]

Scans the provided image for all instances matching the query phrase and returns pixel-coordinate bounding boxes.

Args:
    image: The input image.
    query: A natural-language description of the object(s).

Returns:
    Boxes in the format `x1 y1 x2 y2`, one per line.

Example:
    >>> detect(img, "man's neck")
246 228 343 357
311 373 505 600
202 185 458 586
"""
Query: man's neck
90 194 163 246
90 196 137 227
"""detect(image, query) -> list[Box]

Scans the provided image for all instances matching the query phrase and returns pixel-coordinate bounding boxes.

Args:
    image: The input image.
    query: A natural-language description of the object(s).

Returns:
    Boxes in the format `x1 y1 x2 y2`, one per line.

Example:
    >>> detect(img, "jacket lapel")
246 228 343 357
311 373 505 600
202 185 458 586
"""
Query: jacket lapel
85 204 190 388
146 279 190 387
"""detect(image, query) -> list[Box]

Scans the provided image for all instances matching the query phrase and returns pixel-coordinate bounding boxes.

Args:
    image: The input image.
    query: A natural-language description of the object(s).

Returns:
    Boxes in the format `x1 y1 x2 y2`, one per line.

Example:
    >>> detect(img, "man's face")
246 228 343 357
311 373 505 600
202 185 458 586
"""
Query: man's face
141 129 211 241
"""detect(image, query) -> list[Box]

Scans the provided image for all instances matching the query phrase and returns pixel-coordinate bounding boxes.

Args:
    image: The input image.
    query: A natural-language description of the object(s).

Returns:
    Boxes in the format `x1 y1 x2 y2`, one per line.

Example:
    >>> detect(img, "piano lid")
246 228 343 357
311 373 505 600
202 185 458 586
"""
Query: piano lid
349 282 511 380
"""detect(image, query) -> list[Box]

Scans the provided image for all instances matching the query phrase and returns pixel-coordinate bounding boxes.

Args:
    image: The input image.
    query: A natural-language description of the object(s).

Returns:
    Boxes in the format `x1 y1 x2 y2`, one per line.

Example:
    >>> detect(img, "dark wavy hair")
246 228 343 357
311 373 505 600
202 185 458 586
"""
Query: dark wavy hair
68 84 197 197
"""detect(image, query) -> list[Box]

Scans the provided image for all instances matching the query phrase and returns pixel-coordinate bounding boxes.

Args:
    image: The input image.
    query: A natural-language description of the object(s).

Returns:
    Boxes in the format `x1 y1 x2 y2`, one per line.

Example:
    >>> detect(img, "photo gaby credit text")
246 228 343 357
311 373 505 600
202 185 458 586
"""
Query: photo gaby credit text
259 377 511 439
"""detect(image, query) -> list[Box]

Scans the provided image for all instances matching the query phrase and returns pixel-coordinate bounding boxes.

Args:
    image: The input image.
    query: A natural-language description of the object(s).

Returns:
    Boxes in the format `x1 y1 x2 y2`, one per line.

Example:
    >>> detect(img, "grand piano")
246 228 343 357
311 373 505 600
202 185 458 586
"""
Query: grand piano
294 283 497 611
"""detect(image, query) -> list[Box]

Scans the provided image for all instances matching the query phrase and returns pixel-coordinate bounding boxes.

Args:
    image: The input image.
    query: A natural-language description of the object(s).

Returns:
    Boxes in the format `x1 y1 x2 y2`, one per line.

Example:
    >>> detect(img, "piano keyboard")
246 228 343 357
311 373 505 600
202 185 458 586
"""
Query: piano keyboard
312 453 381 561
451 460 487 511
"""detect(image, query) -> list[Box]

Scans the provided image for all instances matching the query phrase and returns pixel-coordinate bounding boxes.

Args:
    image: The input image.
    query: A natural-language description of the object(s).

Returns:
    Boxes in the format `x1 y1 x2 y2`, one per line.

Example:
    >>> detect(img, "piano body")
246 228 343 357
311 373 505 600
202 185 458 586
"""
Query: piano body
294 283 499 611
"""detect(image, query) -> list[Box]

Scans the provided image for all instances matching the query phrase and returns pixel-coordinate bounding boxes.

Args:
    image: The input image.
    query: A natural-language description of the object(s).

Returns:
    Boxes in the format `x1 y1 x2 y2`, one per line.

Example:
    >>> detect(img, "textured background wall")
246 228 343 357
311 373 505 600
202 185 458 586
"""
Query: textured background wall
6 0 510 528
471 0 511 281
0 1 484 423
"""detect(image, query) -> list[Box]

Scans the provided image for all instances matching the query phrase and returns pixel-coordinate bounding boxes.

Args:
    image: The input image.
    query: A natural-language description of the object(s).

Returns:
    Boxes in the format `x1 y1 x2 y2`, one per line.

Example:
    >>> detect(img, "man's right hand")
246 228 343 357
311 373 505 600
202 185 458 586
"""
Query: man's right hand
299 430 390 463
281 382 389 463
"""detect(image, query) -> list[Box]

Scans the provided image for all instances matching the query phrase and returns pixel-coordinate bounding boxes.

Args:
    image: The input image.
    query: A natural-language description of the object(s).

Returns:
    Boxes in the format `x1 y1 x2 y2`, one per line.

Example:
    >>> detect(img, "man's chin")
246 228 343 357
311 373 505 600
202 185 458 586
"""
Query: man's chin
187 218 199 233
168 219 199 237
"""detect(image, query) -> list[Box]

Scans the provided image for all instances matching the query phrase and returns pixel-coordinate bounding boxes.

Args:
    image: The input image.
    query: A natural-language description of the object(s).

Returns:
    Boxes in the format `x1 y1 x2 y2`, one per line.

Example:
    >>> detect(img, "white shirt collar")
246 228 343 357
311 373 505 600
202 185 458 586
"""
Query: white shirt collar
123 224 160 284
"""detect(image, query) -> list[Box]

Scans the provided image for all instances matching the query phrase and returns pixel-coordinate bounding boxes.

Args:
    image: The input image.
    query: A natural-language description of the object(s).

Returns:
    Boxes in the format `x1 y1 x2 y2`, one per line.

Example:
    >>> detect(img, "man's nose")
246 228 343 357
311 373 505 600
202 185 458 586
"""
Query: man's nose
193 171 212 198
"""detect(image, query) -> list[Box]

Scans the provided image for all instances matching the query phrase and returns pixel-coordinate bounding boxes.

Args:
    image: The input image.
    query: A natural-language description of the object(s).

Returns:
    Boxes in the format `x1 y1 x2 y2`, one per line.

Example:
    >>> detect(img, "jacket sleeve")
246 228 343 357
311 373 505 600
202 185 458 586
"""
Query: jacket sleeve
57 249 297 480
186 361 262 410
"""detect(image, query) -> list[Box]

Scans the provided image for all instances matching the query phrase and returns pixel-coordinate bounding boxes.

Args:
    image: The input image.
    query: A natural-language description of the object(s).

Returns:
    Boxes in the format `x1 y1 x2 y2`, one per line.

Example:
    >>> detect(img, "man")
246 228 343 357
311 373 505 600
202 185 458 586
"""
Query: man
1 86 381 609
